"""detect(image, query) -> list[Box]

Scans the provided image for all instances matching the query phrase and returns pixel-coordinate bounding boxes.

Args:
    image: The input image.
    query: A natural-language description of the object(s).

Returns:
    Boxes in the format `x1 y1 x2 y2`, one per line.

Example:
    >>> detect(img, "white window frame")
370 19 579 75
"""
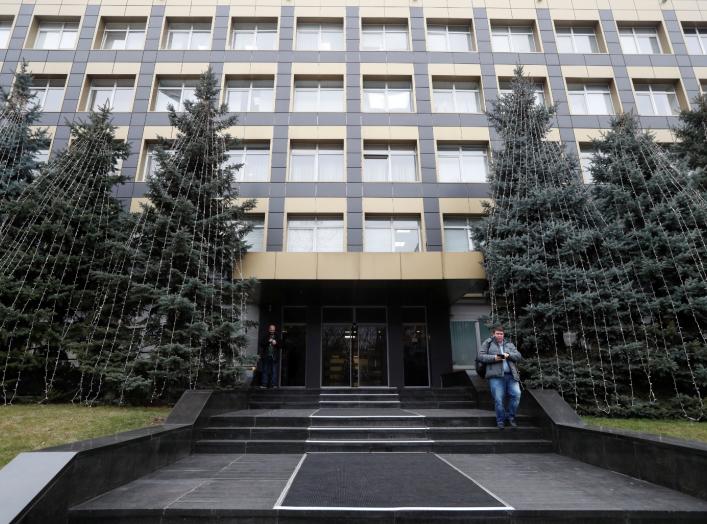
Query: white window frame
295 20 344 51
225 77 275 112
443 216 479 252
165 21 211 50
142 143 175 181
231 20 278 50
683 26 707 55
100 21 146 50
87 78 134 111
362 143 418 182
362 78 413 112
0 19 12 48
364 216 422 253
35 21 79 49
490 24 537 52
293 78 345 112
225 142 270 182
426 22 474 52
555 25 600 53
288 142 345 182
437 144 488 183
578 146 596 185
154 79 198 112
633 83 681 116
286 215 345 252
619 26 662 54
498 80 547 106
432 79 481 113
244 215 266 252
30 77 65 112
360 22 409 51
566 82 615 115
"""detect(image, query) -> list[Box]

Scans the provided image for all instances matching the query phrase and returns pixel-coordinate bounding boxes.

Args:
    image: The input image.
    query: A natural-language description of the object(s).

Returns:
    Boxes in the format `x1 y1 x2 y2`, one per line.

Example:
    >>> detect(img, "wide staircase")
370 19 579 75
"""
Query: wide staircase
194 387 553 453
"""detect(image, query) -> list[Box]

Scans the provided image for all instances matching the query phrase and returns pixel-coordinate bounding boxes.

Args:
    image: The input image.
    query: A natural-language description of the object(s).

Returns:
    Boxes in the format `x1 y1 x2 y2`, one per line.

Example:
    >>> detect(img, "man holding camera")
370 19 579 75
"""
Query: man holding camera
478 325 522 429
258 323 281 388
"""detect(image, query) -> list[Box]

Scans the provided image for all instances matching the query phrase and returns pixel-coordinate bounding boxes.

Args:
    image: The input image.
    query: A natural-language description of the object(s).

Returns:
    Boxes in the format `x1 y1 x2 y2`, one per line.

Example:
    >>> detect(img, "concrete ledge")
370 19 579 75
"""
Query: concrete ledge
528 389 707 502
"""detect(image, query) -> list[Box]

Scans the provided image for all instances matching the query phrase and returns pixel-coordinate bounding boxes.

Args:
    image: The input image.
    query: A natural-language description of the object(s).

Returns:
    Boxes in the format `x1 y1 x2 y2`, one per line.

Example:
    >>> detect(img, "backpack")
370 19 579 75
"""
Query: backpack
475 356 487 378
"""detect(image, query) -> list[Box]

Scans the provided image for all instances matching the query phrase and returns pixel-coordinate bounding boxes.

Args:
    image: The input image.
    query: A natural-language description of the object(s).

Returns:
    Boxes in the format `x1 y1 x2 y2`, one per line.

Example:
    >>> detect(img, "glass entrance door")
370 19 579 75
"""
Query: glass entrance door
281 307 306 386
322 307 388 387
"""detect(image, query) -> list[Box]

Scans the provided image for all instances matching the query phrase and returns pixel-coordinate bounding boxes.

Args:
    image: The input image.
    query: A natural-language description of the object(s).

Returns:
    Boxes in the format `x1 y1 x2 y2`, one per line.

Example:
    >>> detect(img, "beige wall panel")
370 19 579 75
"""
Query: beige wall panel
546 128 561 141
254 6 284 17
562 65 615 78
627 66 682 79
154 63 184 75
25 62 72 75
288 126 346 140
275 253 318 279
424 8 451 19
241 253 277 280
433 127 490 142
129 197 149 214
317 253 361 280
360 253 401 280
495 64 547 77
142 126 178 140
163 6 193 17
574 128 608 142
285 198 347 213
392 197 424 213
363 198 395 213
240 198 268 214
651 129 678 142
443 252 486 279
359 7 409 18
428 64 482 76
32 125 56 139
226 126 274 140
486 9 513 19
677 10 707 21
361 126 418 140
360 63 415 76
439 198 488 215
295 6 346 17
401 253 443 279
694 66 707 79
291 63 346 75
223 63 278 75
114 127 129 141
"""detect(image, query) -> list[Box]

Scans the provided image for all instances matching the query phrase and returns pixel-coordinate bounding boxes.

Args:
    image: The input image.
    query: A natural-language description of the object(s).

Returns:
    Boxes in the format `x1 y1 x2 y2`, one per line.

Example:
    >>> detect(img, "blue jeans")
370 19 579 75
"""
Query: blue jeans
489 373 521 425
262 356 278 387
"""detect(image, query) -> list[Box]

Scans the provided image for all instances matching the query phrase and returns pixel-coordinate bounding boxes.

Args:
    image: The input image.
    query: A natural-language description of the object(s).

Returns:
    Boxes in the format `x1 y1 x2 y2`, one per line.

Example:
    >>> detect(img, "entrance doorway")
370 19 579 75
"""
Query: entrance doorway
281 307 307 386
321 307 388 387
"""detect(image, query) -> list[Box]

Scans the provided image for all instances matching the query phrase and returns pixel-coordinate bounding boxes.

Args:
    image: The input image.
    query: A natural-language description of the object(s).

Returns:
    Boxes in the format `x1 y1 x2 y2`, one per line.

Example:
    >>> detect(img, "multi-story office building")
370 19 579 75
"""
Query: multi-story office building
0 0 702 388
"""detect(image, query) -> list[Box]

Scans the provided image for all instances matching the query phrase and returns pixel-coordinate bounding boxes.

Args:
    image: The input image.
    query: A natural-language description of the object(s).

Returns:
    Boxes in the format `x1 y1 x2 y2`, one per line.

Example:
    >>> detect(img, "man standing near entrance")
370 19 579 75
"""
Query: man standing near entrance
259 323 281 388
478 325 522 429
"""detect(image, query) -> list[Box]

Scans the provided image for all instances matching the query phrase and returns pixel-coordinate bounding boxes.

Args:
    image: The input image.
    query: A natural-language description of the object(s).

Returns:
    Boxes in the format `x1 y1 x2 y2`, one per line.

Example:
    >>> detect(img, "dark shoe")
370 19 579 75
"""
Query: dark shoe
497 422 505 430
508 418 518 428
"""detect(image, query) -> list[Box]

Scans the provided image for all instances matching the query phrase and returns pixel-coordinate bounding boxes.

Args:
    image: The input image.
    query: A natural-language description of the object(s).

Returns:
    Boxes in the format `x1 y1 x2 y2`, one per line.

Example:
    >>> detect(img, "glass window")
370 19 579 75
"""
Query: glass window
364 216 421 252
490 25 536 52
226 142 270 182
35 21 79 49
244 215 265 252
232 20 277 50
498 80 546 106
362 78 413 112
567 82 614 115
432 79 481 112
287 216 344 252
619 26 661 54
427 22 474 52
142 144 175 180
555 26 599 53
289 143 345 182
437 144 488 183
165 22 211 50
296 20 344 50
634 83 680 116
363 143 417 182
293 78 345 112
361 22 409 51
579 146 596 184
101 21 146 49
30 77 65 112
683 26 707 55
87 78 134 111
443 216 480 252
0 19 11 48
225 77 274 112
154 79 198 111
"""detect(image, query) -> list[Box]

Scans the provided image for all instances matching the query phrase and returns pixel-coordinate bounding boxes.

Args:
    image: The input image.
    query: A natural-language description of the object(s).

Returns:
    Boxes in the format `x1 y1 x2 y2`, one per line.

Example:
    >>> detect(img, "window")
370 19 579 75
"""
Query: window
244 215 265 252
361 21 408 51
490 24 536 52
154 79 197 111
165 21 211 50
296 20 344 50
555 26 599 53
444 216 480 252
437 145 488 183
427 22 474 52
87 78 134 111
231 19 277 50
287 216 344 252
225 77 274 112
35 21 79 49
362 78 413 112
0 19 11 48
226 142 270 182
100 21 146 49
579 146 596 184
433 79 481 112
30 77 65 112
364 216 421 252
567 82 614 115
683 25 707 55
619 26 661 54
289 142 345 182
363 143 417 182
293 78 344 112
142 143 174 180
31 148 50 175
499 80 546 106
634 83 680 116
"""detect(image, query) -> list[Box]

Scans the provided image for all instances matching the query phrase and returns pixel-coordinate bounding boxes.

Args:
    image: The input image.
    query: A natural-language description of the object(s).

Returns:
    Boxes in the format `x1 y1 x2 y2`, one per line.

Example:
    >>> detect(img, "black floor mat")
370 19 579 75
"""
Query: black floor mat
280 453 506 509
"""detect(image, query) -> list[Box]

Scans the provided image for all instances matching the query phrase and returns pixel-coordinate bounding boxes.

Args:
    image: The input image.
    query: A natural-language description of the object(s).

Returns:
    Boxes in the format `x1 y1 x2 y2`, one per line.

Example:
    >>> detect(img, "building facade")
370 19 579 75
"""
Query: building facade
1 0 704 388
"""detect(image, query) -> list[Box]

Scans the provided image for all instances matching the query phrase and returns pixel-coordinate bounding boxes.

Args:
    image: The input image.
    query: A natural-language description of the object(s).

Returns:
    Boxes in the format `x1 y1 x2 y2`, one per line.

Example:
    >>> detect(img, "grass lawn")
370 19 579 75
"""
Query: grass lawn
583 417 707 444
0 404 171 468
